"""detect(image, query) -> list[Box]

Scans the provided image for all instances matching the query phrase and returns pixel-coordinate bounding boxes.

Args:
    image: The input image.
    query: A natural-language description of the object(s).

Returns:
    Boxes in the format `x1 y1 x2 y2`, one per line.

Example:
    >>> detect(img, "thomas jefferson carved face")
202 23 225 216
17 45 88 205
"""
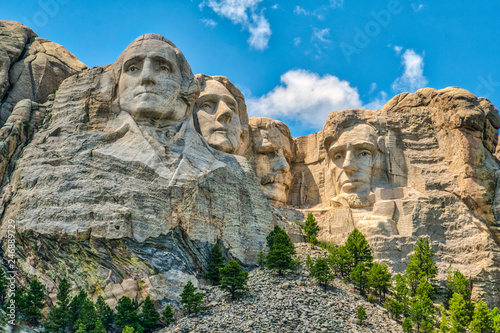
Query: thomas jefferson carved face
248 118 293 205
328 124 380 207
118 39 185 121
195 80 241 153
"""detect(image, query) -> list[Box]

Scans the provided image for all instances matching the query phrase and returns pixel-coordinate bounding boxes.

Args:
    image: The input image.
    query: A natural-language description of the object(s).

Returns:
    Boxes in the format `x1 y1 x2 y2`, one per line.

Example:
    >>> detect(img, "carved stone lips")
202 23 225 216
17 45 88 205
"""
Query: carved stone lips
136 91 159 96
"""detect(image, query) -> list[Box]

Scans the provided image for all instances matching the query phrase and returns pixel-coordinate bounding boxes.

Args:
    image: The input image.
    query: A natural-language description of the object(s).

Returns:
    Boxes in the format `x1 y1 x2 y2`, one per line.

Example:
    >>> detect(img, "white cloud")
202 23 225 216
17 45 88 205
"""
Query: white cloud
294 6 307 15
394 45 403 55
293 37 301 46
200 18 218 27
412 3 424 12
369 83 378 94
364 91 388 110
271 4 278 9
202 0 271 50
329 0 344 8
392 49 428 93
247 69 363 128
312 28 331 43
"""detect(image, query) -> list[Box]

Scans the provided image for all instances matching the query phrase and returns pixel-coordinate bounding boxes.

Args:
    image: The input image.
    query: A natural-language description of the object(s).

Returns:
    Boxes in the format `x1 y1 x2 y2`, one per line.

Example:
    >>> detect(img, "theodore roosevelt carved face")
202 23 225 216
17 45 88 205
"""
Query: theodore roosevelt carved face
248 118 293 205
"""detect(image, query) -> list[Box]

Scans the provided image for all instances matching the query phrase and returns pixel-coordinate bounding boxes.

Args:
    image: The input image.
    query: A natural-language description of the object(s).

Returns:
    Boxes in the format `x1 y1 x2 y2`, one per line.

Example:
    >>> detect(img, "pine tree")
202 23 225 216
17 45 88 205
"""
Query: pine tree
409 278 436 333
115 296 143 332
92 320 106 333
385 273 410 320
305 255 314 270
406 238 438 295
303 213 320 245
0 268 8 306
345 229 373 267
206 244 225 285
162 305 175 325
350 262 370 295
439 303 450 333
266 225 282 248
219 260 249 299
180 281 205 315
357 305 367 325
490 307 500 332
122 327 135 333
45 278 72 332
140 296 160 332
24 278 45 325
75 323 87 333
446 270 471 304
257 251 266 268
95 295 114 331
469 300 493 333
328 245 353 278
448 293 470 333
13 285 27 316
309 256 334 289
266 227 296 276
402 317 414 332
68 290 88 330
368 262 392 303
76 298 98 331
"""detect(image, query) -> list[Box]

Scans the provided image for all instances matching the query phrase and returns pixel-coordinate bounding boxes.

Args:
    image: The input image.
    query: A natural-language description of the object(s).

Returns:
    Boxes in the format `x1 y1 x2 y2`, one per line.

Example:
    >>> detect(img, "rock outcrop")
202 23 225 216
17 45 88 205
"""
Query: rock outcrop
287 87 500 307
0 21 87 125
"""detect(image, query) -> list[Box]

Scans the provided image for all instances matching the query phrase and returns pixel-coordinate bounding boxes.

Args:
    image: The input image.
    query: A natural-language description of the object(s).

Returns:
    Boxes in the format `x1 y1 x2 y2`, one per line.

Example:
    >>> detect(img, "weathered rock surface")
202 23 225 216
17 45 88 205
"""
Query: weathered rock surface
160 243 402 333
286 87 500 307
0 21 87 125
0 34 274 306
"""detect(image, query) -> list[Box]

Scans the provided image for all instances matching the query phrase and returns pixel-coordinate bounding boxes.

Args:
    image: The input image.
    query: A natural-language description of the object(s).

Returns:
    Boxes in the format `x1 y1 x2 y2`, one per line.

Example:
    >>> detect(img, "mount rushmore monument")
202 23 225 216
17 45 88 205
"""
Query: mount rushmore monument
1 21 500 308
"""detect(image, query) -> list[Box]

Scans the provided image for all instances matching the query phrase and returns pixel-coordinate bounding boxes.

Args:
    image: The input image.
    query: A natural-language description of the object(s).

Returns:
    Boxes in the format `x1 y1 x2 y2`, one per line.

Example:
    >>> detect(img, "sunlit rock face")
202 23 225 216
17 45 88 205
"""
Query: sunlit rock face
247 117 294 205
194 74 249 155
288 88 500 307
0 33 274 306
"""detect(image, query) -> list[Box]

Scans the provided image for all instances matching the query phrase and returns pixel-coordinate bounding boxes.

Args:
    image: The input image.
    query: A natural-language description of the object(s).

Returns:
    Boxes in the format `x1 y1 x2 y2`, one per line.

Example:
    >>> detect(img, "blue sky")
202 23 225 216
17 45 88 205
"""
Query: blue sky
3 0 500 137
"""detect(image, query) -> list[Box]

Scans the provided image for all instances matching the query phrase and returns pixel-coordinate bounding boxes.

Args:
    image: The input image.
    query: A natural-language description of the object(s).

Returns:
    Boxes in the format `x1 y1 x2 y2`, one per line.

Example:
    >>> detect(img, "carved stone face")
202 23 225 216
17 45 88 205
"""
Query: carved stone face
118 39 184 121
329 124 378 202
195 80 242 153
249 119 293 205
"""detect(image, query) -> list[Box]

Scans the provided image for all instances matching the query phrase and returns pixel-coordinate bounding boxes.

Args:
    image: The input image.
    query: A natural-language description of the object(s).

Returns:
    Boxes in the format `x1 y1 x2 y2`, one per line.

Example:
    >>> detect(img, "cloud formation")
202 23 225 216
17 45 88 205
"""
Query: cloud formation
392 49 428 93
201 18 218 27
202 0 271 50
312 28 331 43
247 69 362 128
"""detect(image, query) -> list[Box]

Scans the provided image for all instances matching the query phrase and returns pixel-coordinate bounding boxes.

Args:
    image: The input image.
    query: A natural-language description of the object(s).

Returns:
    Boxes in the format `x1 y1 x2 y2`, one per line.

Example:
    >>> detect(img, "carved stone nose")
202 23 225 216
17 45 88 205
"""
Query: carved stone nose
216 101 233 123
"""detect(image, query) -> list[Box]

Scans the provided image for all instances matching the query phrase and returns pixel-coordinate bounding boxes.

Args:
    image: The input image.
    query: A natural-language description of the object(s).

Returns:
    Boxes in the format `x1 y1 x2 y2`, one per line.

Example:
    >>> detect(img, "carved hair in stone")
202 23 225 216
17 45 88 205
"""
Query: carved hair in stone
247 117 294 205
193 74 249 155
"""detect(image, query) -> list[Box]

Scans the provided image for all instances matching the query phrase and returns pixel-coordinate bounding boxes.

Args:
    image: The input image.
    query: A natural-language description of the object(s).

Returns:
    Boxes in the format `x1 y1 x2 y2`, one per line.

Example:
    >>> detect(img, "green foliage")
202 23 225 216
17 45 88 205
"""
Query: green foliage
95 295 114 331
140 296 160 332
368 262 392 303
305 255 313 271
92 320 106 333
490 307 500 332
206 244 225 285
180 281 205 315
406 238 438 295
24 278 45 325
357 305 368 325
115 296 143 332
328 245 353 278
303 213 320 245
345 229 373 267
219 260 249 299
68 290 88 330
122 327 135 333
309 256 334 289
162 305 175 325
45 278 72 332
75 323 87 333
439 303 450 333
368 295 375 303
409 278 436 333
448 293 470 333
266 226 296 276
350 262 370 295
446 270 471 305
257 251 266 268
385 273 410 320
13 286 27 316
266 225 282 249
0 268 7 306
75 298 98 331
469 300 493 333
402 317 414 332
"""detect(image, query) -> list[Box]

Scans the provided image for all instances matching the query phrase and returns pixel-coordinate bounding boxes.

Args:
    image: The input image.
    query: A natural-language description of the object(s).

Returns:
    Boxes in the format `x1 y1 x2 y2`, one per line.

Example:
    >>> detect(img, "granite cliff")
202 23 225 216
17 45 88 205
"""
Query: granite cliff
1 21 500 311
